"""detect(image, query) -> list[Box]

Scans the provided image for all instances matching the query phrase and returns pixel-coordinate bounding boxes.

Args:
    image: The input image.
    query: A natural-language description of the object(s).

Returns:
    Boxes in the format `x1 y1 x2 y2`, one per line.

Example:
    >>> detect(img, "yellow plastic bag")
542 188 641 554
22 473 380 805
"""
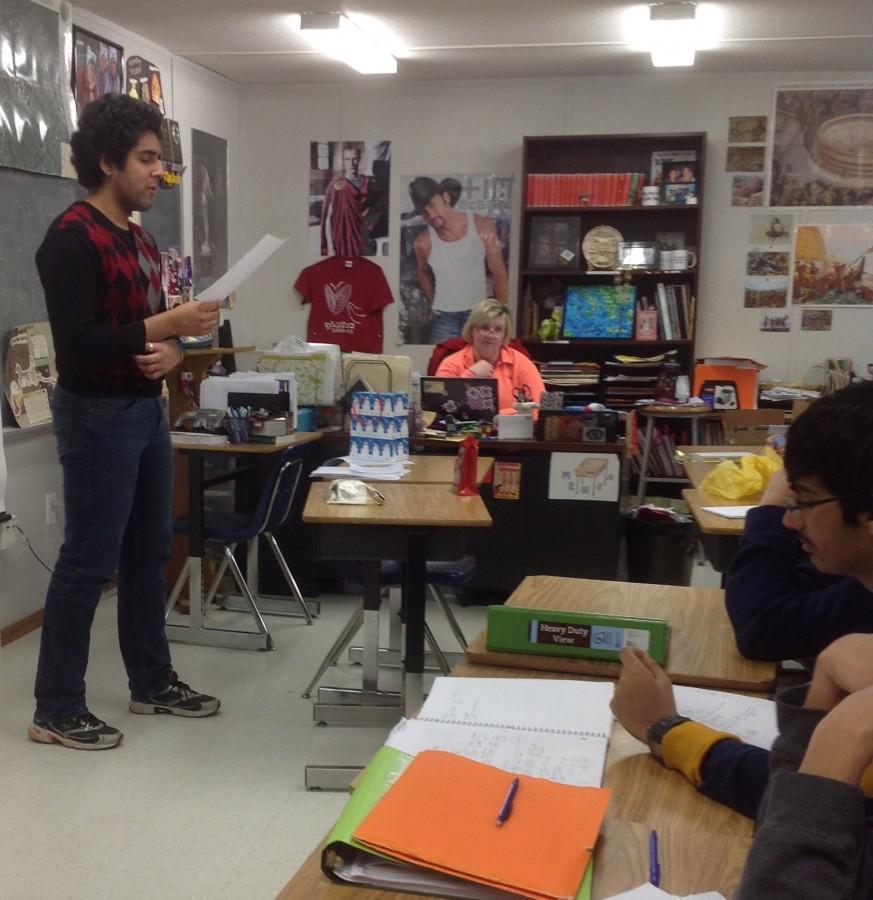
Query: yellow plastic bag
699 448 783 500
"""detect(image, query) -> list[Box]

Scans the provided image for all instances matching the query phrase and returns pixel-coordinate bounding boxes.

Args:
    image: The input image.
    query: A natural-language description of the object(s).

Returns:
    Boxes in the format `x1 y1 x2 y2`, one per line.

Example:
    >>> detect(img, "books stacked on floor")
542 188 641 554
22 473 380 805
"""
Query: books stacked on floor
539 360 601 403
653 282 695 340
602 351 676 409
628 422 685 479
526 172 647 207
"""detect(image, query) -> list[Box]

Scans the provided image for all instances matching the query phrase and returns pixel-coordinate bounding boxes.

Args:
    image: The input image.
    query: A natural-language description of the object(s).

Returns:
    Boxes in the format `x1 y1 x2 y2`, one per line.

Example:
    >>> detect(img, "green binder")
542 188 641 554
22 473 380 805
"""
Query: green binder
486 605 670 665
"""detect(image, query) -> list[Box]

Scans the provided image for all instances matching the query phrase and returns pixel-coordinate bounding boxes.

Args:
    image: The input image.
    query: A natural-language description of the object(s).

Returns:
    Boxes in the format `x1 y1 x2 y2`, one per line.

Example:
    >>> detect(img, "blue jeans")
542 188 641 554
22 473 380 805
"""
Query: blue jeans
34 386 174 720
429 310 471 344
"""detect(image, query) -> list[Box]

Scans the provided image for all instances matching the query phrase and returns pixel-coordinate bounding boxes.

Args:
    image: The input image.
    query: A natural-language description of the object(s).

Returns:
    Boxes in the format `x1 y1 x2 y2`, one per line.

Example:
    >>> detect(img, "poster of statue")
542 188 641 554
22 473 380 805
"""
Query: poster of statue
309 140 390 258
792 223 873 306
398 173 513 345
0 0 72 176
191 129 228 296
770 85 873 206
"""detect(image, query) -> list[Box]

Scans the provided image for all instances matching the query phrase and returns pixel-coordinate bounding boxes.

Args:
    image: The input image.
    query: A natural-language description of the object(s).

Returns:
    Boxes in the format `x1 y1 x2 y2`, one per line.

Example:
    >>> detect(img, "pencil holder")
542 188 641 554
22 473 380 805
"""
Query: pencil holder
227 417 251 443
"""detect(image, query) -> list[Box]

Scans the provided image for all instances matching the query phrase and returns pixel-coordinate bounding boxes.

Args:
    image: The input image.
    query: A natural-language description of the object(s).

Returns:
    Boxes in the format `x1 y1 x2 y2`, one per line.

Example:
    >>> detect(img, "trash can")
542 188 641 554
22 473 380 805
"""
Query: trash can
625 513 698 586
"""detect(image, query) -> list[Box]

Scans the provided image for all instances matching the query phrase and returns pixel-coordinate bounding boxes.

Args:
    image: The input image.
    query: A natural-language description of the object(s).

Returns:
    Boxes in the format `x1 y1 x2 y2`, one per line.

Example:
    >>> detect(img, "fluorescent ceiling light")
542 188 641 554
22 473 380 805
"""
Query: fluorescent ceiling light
624 2 721 68
297 12 398 75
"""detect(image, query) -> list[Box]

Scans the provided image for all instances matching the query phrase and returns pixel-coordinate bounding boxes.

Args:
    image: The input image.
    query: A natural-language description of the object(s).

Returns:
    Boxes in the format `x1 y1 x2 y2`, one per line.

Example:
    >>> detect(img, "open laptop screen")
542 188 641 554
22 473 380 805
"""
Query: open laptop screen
420 376 499 428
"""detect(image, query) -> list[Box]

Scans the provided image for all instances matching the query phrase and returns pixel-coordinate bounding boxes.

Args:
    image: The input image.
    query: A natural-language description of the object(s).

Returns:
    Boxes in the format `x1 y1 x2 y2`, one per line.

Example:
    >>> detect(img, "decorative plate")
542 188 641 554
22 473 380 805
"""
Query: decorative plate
582 225 623 270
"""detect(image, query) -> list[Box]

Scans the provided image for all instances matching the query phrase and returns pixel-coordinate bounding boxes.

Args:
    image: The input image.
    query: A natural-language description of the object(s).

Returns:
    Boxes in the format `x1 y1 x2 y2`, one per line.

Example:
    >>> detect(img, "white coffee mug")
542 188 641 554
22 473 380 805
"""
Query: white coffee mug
660 248 697 270
641 186 660 206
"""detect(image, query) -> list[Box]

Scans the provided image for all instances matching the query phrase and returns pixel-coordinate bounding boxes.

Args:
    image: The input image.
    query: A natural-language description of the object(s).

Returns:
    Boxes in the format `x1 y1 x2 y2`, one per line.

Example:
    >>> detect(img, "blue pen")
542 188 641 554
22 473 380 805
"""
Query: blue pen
495 777 519 827
649 829 660 887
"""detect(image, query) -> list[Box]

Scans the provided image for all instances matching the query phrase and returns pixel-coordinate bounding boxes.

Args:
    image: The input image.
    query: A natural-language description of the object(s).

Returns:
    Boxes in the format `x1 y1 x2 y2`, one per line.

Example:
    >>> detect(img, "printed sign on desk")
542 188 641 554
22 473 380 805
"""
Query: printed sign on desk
492 460 522 501
548 452 619 502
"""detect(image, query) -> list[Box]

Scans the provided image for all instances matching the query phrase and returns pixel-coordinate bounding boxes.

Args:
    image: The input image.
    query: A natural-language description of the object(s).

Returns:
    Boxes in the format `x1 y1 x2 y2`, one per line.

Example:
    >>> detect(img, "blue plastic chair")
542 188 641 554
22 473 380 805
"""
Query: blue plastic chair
167 449 313 646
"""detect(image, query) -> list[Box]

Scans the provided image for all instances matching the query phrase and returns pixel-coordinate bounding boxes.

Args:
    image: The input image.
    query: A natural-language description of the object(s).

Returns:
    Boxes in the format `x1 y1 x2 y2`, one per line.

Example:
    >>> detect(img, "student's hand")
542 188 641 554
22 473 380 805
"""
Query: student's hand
800 684 873 785
134 340 183 380
759 466 792 507
468 359 494 378
172 300 221 337
805 634 873 710
765 433 786 457
610 647 677 743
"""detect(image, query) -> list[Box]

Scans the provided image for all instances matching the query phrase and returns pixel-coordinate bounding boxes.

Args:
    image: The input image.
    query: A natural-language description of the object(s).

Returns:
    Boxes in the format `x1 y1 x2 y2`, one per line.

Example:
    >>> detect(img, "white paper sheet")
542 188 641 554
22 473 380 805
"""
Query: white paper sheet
673 684 778 749
195 234 287 301
702 505 755 519
604 887 726 900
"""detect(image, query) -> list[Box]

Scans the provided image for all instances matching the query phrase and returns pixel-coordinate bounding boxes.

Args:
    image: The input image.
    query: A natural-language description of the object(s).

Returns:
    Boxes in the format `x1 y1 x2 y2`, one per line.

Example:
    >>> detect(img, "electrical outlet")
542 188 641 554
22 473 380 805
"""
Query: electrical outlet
46 493 57 527
0 516 18 551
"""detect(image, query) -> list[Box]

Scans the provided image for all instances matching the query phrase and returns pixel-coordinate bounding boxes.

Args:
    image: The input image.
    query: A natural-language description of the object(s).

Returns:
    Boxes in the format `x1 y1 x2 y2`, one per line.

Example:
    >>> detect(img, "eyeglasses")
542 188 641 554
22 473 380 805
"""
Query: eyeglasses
784 494 857 515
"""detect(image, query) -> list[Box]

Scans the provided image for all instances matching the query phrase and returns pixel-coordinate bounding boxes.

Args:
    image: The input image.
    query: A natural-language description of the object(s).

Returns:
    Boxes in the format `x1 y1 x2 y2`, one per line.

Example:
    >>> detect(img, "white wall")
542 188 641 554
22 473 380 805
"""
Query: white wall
0 11 241 631
239 69 873 380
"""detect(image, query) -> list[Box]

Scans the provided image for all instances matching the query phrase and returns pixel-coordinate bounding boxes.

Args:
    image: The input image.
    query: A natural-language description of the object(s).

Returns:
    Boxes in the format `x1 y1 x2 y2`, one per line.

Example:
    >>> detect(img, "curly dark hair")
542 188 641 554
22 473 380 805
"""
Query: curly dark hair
70 94 163 190
785 379 873 525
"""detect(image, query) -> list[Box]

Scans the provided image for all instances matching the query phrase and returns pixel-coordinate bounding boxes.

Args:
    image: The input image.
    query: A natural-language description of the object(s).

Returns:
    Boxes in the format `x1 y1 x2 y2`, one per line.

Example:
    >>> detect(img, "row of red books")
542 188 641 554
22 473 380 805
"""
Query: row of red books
526 172 647 208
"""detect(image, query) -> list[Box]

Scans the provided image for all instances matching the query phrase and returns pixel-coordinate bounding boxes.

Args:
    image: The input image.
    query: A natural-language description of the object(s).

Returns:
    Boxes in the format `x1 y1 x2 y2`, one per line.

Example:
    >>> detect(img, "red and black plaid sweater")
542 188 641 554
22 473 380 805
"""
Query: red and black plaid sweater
36 200 166 397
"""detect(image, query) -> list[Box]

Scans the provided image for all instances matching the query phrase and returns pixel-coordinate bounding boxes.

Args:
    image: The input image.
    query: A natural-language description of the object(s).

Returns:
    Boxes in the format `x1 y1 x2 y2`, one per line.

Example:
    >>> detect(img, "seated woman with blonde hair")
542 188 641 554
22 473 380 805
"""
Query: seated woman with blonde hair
435 299 545 414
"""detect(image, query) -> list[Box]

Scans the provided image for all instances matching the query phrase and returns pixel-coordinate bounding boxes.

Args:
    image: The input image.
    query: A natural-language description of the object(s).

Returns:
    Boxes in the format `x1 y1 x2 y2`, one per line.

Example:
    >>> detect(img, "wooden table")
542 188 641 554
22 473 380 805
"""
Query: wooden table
167 433 322 650
677 444 765 489
465 575 776 692
331 454 493 484
303 482 492 715
279 661 756 899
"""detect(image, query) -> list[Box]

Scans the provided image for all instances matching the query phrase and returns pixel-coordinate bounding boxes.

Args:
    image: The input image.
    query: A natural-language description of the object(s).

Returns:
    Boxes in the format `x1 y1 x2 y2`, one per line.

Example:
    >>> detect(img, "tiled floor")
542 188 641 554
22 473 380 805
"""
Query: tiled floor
0 562 720 899
0 590 487 900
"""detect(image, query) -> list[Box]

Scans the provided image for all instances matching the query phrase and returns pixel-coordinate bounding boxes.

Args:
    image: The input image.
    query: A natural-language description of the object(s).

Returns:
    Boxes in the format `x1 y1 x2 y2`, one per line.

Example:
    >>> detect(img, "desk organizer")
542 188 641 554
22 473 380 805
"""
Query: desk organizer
486 605 669 665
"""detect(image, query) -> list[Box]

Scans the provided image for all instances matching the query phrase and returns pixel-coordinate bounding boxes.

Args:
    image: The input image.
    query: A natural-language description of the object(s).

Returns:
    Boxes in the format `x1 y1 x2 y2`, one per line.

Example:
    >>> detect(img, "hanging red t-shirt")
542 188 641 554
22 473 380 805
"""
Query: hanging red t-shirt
294 256 393 353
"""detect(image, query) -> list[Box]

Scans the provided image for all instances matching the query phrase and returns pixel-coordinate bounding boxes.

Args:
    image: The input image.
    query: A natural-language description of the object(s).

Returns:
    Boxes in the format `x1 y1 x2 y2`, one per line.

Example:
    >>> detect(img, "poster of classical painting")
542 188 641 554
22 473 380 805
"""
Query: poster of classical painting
72 26 123 117
0 0 72 176
191 129 228 296
398 173 512 345
731 175 764 207
792 223 873 306
770 85 873 206
726 146 765 173
747 250 790 277
801 309 833 331
309 140 390 258
760 311 791 332
744 277 788 308
748 214 794 248
728 116 768 144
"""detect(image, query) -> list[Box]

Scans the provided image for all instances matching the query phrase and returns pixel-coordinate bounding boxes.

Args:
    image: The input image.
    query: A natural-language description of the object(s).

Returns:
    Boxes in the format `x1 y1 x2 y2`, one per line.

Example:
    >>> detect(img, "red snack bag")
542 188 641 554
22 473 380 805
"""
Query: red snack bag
453 435 479 496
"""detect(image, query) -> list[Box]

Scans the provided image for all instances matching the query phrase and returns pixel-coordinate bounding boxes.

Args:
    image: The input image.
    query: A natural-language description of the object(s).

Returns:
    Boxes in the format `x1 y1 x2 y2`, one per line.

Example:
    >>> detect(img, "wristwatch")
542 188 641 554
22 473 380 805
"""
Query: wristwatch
646 714 692 761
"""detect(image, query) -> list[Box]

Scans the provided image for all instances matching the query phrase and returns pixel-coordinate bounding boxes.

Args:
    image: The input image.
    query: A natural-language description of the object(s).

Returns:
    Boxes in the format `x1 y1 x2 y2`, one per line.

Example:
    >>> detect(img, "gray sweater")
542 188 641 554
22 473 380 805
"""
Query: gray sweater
735 685 873 899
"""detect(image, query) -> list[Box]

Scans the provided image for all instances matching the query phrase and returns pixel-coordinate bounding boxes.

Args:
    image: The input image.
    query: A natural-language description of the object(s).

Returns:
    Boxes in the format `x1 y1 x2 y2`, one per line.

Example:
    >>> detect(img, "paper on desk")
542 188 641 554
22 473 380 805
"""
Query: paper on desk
603 887 725 900
673 684 777 749
195 234 287 301
701 505 754 519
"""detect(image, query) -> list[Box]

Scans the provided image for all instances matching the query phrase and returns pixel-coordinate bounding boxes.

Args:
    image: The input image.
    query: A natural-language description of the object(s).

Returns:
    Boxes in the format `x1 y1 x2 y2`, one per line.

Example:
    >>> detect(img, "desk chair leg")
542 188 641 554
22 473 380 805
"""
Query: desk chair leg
428 584 468 649
165 567 188 620
222 546 274 649
204 553 230 608
423 621 450 675
263 531 314 624
636 415 656 505
302 605 364 699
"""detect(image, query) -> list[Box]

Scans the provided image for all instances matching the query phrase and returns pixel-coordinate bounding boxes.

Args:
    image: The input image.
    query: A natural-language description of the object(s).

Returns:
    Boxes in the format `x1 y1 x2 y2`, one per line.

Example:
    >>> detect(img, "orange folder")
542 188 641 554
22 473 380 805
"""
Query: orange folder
353 750 611 900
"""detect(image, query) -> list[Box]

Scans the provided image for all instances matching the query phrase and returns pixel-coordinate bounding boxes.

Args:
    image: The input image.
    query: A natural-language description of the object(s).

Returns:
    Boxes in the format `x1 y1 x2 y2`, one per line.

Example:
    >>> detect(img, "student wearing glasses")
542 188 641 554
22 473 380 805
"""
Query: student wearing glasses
612 381 873 817
434 299 545 415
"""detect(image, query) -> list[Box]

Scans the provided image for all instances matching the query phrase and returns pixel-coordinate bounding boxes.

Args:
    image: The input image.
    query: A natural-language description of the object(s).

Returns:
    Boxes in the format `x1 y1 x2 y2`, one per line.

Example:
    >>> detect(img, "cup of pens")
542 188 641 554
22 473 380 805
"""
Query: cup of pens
226 407 251 443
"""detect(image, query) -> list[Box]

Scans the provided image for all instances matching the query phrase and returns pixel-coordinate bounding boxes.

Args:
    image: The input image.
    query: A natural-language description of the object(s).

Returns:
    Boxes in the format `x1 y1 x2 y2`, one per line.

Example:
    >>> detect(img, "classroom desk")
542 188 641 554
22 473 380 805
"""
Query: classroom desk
166 432 322 650
677 444 766 489
465 574 777 693
302 482 492 717
279 662 756 899
677 444 765 574
330 454 493 484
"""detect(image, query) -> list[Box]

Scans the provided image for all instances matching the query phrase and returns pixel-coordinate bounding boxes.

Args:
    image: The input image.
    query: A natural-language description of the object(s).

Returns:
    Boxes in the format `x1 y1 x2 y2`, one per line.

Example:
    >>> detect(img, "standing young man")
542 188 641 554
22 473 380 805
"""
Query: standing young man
30 94 222 750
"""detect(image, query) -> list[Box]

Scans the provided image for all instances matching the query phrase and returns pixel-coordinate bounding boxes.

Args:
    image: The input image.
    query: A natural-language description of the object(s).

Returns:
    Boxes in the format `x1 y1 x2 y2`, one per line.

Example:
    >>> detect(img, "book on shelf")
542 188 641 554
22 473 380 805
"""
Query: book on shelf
321 676 615 899
525 172 646 208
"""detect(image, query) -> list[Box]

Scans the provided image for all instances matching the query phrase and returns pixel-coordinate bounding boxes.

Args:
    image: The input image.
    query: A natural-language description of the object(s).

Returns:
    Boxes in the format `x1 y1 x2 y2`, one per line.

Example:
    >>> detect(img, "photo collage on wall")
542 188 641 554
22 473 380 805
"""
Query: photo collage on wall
727 116 767 207
308 140 391 259
397 173 513 345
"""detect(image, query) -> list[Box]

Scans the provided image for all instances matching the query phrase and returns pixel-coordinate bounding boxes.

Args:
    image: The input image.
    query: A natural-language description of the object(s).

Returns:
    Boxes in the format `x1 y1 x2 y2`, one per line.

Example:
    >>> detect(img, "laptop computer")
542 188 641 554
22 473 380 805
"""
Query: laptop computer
419 376 499 428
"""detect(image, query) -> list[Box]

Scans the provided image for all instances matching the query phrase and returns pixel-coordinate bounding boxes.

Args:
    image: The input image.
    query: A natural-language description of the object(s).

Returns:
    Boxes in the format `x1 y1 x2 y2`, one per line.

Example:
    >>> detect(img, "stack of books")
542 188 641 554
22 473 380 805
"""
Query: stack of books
602 352 675 409
526 172 647 207
539 360 601 404
653 283 695 340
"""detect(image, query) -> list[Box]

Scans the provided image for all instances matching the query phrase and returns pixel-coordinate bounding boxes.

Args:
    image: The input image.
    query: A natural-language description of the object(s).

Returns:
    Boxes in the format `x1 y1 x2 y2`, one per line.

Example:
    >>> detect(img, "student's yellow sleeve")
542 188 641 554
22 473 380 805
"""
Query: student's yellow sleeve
661 721 740 786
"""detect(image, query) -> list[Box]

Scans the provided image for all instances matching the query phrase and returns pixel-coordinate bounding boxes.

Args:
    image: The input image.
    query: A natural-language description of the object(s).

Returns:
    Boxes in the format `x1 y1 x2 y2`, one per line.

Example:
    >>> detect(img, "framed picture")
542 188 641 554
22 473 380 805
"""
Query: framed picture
528 217 580 269
650 149 696 187
72 27 124 116
561 285 636 339
659 160 698 205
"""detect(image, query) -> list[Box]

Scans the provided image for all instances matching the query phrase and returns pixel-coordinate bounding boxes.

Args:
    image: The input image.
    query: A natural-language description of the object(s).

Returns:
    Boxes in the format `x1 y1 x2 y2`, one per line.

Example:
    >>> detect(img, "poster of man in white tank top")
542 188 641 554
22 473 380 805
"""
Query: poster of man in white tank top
399 174 512 345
